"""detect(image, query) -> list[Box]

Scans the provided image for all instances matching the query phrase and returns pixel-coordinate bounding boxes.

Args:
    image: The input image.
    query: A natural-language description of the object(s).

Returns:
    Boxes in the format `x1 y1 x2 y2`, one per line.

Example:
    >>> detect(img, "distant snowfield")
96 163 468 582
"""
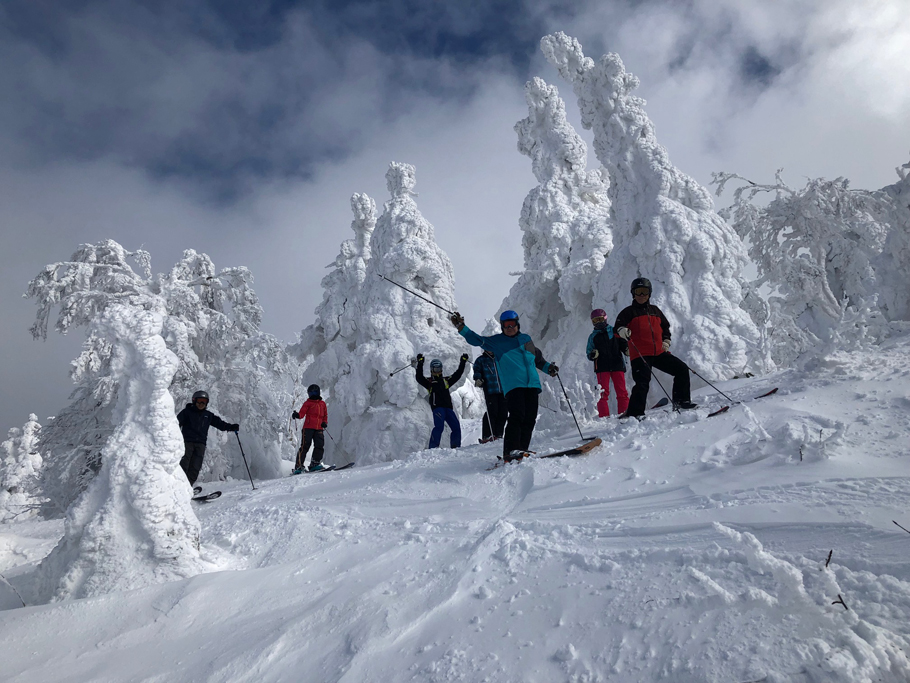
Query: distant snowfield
3 336 910 682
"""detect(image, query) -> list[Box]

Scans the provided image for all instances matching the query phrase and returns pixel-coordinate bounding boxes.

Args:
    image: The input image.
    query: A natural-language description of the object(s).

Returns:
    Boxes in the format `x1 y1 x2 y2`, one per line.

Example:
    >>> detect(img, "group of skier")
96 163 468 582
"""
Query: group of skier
178 276 698 479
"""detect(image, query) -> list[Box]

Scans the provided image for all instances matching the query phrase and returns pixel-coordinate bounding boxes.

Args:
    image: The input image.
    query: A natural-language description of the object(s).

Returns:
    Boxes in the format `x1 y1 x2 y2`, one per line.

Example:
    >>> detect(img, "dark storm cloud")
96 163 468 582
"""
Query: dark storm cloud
0 0 552 201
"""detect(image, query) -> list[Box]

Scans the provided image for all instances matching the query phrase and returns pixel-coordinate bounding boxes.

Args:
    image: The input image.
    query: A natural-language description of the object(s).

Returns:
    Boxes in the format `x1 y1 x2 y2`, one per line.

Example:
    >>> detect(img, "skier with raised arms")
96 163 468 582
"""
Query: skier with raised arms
414 354 469 449
614 278 697 418
450 310 558 462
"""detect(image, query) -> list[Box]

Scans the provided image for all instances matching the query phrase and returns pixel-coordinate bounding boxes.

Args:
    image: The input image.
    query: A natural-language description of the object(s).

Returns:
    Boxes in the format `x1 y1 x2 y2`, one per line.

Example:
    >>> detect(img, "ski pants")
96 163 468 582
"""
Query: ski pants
596 371 629 417
627 353 691 417
481 391 507 440
429 407 461 449
180 441 206 485
296 428 325 469
503 388 539 457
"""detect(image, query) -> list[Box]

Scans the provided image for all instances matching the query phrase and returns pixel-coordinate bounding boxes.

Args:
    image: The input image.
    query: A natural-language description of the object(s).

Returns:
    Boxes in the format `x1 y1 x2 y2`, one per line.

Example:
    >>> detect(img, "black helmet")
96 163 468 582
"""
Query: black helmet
192 390 209 401
430 359 443 375
630 277 652 294
307 384 321 398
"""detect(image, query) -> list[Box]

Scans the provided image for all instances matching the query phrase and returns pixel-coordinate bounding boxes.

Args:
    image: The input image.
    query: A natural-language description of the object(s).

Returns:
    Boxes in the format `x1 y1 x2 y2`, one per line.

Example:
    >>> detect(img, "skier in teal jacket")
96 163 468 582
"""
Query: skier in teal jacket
451 310 558 461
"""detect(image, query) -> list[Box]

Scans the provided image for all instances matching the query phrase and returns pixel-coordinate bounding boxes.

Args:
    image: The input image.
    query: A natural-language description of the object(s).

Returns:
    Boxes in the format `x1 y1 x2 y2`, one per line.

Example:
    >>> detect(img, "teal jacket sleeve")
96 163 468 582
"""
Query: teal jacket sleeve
586 331 597 359
459 325 487 349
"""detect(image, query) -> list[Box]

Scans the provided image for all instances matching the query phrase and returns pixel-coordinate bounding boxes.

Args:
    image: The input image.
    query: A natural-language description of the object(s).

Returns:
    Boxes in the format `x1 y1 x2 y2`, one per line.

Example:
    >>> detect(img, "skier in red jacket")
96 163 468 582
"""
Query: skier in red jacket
292 384 329 473
614 278 697 418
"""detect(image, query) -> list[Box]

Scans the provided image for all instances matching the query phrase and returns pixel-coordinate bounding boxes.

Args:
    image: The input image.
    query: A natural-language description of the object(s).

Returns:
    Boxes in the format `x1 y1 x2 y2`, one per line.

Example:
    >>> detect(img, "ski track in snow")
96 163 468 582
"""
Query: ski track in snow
2 340 910 681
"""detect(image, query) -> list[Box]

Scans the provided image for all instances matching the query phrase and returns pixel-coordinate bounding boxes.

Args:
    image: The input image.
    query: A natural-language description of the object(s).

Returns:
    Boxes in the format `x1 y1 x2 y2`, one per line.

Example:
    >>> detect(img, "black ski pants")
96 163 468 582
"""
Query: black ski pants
180 441 206 485
296 428 325 469
503 388 539 457
481 391 507 441
627 352 691 416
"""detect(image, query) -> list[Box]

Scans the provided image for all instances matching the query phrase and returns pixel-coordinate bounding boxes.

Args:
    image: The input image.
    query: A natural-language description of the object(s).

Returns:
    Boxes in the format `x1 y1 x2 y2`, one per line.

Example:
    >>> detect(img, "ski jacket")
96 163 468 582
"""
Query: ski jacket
296 398 328 431
614 301 671 360
177 404 233 444
472 354 502 395
416 357 467 410
586 326 627 373
459 326 552 396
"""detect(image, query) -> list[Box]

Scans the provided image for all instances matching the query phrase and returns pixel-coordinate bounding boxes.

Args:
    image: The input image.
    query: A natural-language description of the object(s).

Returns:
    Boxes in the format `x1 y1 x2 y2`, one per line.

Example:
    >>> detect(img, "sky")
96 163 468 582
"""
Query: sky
2 0 909 432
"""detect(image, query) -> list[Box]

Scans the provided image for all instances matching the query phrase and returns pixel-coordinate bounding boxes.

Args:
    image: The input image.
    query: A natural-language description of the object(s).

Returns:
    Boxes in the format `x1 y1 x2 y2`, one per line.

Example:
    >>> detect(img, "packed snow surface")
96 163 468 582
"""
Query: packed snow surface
3 336 910 682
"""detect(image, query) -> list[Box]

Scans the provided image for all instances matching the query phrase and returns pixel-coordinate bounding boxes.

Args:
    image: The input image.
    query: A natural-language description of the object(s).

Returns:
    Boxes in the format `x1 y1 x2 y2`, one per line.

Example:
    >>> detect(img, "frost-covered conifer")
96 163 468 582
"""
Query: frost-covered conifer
35 305 202 601
300 163 480 464
713 163 905 365
0 415 43 522
541 33 764 379
875 159 910 322
28 242 295 512
497 76 614 418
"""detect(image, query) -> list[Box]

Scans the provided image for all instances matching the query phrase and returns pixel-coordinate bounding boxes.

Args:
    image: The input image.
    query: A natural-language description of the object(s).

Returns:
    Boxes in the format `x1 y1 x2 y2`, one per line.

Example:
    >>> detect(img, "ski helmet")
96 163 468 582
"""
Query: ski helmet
590 308 607 320
307 384 321 398
192 390 209 402
630 277 652 294
499 310 520 331
430 359 443 375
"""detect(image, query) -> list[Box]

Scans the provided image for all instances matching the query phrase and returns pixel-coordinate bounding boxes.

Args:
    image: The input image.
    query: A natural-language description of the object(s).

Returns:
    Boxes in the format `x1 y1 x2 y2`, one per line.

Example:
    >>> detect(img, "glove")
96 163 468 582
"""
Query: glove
662 339 671 352
292 410 300 420
461 353 469 362
450 312 465 330
475 378 484 387
416 354 424 363
321 422 328 429
547 363 559 377
229 423 240 432
590 350 600 359
622 348 629 357
617 327 631 340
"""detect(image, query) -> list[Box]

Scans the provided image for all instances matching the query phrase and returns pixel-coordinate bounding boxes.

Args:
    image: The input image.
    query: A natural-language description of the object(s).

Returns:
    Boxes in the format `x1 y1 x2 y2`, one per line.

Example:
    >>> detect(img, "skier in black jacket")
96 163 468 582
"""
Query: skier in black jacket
415 353 468 449
177 390 239 485
586 308 629 417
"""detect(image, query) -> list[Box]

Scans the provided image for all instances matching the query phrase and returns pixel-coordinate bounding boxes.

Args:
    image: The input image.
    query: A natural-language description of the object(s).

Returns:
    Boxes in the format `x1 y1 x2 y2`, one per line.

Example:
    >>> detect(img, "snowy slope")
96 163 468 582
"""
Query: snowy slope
2 336 910 682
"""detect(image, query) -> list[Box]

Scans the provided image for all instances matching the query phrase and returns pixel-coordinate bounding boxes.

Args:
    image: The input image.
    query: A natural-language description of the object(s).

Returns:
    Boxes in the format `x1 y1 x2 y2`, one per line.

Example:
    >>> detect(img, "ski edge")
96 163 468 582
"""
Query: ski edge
192 491 222 502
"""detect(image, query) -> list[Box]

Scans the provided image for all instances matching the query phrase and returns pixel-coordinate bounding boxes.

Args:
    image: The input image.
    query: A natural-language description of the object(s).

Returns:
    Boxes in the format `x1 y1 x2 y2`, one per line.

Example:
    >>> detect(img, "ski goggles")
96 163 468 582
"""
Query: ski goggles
501 321 518 329
591 316 606 324
194 398 209 405
632 288 650 297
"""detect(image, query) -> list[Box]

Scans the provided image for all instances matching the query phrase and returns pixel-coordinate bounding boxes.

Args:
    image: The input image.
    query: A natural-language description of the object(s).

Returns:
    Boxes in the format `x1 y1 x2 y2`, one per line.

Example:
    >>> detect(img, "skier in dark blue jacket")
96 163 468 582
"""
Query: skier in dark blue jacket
177 390 239 485
473 350 506 442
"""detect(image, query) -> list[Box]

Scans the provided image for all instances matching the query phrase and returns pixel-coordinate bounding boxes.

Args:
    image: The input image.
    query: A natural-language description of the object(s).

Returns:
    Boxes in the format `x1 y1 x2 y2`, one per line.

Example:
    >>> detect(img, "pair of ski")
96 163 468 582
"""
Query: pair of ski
192 486 221 503
487 437 602 470
290 462 356 476
650 387 779 417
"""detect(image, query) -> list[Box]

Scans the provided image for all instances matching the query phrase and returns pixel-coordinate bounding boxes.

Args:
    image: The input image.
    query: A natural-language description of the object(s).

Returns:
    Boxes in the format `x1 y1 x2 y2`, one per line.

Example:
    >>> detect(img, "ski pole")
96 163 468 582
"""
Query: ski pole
378 274 456 315
686 365 736 403
627 339 673 406
234 432 256 490
390 361 414 377
555 373 586 441
324 428 336 443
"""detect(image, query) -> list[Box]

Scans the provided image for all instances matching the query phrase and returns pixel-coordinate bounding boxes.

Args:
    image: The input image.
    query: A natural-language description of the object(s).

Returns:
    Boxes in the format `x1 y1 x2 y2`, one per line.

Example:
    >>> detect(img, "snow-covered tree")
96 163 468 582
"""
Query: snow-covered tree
0 415 43 522
712 170 891 365
35 305 202 601
28 242 295 512
874 159 910 323
496 76 615 419
296 163 480 465
541 33 765 379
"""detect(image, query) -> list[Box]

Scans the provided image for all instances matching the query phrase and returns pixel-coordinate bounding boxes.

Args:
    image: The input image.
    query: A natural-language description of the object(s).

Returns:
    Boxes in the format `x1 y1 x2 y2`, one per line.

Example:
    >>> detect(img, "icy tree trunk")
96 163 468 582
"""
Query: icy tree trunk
542 33 764 379
36 305 202 601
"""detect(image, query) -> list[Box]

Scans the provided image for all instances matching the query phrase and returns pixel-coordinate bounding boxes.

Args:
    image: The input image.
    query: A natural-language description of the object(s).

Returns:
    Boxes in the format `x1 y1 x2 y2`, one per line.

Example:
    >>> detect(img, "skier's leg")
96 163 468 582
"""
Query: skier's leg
311 430 325 465
428 408 445 449
481 411 492 441
518 389 539 452
296 429 314 469
652 353 691 404
489 393 507 438
596 371 611 417
445 408 462 448
612 371 630 414
180 441 194 483
626 358 652 416
503 389 524 456
181 442 206 485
